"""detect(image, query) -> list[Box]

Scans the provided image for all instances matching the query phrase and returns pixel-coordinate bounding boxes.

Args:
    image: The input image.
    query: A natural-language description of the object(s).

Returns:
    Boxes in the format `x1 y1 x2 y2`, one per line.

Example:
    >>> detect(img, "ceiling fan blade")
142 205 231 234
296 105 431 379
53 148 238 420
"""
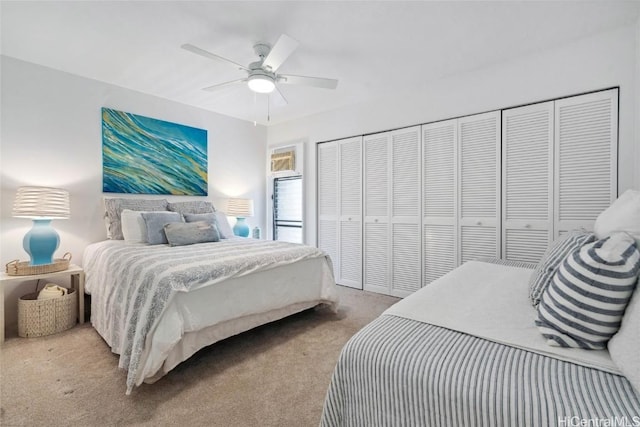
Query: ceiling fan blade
262 34 299 72
278 74 339 90
182 43 249 71
202 78 247 92
271 85 288 106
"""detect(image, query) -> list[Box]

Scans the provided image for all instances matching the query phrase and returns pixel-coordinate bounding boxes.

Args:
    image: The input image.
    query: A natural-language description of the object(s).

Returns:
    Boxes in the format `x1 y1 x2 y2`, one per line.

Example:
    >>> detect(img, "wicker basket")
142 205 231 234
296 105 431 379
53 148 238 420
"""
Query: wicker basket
5 253 72 276
18 288 77 338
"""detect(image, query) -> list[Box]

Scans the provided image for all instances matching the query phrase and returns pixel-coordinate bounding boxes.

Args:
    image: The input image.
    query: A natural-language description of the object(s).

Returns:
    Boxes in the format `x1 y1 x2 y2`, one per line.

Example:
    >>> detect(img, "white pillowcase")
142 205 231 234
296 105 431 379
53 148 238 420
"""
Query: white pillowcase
594 189 640 247
609 282 640 394
121 209 150 243
214 211 235 239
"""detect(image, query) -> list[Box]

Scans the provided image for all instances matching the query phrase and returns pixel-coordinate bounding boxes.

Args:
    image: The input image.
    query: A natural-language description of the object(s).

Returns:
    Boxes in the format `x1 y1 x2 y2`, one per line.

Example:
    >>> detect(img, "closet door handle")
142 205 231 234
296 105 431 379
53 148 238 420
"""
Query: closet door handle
476 221 482 226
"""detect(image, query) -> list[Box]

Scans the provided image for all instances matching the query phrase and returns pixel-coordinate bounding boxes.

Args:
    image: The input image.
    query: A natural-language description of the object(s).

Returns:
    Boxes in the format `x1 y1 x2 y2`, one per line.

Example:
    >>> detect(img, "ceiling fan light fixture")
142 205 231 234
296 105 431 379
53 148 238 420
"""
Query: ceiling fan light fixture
247 74 275 94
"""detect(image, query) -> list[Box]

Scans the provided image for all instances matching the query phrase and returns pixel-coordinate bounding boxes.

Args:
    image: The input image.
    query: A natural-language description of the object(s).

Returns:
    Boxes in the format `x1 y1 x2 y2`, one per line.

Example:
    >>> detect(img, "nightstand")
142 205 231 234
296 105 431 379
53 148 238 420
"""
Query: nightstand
0 264 85 344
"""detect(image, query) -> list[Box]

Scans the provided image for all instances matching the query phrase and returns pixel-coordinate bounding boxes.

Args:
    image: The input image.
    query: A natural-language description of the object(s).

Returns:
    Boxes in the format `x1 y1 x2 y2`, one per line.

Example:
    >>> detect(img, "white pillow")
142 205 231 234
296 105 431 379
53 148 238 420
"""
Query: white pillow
121 209 149 243
214 211 235 239
609 282 640 394
594 189 640 247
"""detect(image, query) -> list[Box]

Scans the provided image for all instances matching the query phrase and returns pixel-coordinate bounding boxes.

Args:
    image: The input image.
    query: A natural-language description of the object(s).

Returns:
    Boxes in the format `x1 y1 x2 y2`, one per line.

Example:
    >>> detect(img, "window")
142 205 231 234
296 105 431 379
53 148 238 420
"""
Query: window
273 176 303 243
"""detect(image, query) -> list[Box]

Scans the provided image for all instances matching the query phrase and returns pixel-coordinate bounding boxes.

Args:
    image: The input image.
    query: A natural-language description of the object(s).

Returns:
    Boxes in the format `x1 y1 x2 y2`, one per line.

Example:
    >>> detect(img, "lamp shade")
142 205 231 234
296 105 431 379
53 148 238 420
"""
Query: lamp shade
13 186 70 219
226 198 254 218
13 186 70 265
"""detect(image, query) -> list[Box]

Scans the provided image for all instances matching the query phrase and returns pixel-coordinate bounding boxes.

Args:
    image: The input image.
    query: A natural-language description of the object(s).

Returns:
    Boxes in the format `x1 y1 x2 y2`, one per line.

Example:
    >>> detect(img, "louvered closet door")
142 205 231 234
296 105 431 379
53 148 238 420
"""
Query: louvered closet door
363 133 390 294
338 137 363 289
390 126 422 297
422 119 457 285
458 111 501 263
554 89 618 235
502 102 554 263
317 142 339 278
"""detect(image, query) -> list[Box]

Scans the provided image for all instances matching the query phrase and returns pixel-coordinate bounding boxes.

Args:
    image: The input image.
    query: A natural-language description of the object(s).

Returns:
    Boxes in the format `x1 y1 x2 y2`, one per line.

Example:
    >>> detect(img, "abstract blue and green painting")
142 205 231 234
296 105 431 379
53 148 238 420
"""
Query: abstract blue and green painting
102 108 208 195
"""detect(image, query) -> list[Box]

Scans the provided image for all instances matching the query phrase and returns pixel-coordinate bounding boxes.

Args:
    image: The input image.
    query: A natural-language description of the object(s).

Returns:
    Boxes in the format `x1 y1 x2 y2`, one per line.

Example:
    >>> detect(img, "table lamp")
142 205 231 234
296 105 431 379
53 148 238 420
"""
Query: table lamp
12 186 70 265
226 198 254 237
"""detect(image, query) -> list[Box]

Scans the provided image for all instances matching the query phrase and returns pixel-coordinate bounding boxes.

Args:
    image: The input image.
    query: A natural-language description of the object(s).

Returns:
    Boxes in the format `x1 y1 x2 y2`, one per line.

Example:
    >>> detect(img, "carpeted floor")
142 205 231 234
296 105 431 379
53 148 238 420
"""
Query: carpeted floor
0 285 399 427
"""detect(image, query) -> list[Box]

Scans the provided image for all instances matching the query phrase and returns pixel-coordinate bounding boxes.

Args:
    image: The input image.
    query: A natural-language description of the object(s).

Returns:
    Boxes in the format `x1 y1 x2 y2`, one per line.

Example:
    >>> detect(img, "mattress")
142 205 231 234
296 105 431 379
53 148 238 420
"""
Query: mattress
321 260 640 426
83 238 338 393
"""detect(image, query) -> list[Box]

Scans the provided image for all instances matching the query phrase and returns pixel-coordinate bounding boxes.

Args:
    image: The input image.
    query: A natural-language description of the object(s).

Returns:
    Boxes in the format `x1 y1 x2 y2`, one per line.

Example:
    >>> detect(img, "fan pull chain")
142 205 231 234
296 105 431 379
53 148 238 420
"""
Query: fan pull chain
267 94 271 123
253 92 257 126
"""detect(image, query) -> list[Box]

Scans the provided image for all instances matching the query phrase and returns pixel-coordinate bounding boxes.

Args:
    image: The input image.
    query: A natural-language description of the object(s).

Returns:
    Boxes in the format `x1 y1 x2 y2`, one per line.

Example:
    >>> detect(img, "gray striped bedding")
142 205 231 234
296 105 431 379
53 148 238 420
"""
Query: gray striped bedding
321 315 640 426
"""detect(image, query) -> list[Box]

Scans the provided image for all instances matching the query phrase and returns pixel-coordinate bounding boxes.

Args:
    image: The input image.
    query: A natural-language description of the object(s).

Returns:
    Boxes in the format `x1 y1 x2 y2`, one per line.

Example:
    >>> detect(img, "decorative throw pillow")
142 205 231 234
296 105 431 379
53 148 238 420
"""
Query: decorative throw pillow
535 232 640 349
141 211 182 245
184 212 220 238
184 212 216 224
528 230 596 307
164 221 220 246
213 211 235 239
104 197 169 240
121 209 150 243
608 282 640 394
167 201 215 215
594 189 640 248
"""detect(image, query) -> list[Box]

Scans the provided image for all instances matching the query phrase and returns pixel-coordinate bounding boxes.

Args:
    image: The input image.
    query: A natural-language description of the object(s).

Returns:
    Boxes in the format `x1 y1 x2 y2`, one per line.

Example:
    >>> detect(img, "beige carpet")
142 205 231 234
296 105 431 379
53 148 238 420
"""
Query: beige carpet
0 286 398 427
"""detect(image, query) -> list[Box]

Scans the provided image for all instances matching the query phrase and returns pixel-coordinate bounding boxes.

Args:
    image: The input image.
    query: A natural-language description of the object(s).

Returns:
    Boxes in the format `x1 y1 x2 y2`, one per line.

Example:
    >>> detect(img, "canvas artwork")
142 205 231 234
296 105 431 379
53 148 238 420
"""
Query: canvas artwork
102 108 208 195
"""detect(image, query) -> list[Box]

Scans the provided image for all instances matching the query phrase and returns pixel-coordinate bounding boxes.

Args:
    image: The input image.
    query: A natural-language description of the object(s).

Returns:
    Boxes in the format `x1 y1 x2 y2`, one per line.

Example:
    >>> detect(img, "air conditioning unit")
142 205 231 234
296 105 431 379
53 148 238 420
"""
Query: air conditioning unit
270 150 295 172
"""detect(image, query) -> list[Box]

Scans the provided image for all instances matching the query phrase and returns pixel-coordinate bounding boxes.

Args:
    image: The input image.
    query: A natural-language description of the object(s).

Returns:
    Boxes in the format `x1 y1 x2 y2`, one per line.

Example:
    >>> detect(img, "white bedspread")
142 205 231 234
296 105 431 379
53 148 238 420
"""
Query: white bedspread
385 260 619 374
84 238 338 394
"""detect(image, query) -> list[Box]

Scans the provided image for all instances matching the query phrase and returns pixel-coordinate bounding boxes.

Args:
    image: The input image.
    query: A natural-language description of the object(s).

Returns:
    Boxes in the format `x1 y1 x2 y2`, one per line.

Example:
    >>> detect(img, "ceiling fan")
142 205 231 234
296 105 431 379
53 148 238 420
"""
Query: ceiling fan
182 34 339 105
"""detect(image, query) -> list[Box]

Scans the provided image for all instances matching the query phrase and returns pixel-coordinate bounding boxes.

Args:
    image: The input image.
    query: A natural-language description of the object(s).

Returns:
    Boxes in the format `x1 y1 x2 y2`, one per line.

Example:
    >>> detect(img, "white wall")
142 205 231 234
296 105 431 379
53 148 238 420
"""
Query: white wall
637 16 640 189
267 24 640 247
0 56 267 332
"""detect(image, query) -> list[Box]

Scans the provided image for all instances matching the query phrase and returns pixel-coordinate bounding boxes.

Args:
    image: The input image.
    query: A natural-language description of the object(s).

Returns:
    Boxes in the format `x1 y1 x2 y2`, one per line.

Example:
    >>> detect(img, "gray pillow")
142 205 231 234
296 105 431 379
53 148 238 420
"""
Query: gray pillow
104 198 169 240
535 232 640 349
164 221 220 246
141 211 182 245
167 201 215 215
184 212 219 235
214 211 235 239
528 230 596 307
183 212 216 224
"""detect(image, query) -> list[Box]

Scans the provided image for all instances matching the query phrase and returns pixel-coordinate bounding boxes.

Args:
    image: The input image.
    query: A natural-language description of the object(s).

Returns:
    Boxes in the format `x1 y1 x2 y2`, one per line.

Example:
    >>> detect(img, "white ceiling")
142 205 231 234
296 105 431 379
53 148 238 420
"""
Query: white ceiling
2 1 639 126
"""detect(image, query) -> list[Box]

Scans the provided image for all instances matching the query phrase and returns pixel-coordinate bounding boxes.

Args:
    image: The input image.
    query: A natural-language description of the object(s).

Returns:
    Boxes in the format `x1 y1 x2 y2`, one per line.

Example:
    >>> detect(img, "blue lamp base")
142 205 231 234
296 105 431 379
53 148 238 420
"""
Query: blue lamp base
233 217 250 237
23 219 60 265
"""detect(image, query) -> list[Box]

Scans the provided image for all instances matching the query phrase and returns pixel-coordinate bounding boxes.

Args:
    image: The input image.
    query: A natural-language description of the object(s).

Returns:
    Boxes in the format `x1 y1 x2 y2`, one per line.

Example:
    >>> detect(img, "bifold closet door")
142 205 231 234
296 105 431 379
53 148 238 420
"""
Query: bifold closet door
390 127 422 296
338 137 363 289
317 136 362 289
554 89 618 235
502 101 554 263
458 111 501 263
363 133 389 294
317 142 339 279
422 119 457 285
363 126 421 297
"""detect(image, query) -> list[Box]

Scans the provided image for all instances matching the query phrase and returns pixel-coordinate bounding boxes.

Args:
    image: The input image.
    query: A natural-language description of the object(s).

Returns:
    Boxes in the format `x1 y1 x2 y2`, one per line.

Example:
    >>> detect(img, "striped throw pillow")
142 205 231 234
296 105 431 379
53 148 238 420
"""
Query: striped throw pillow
529 230 596 307
535 232 640 349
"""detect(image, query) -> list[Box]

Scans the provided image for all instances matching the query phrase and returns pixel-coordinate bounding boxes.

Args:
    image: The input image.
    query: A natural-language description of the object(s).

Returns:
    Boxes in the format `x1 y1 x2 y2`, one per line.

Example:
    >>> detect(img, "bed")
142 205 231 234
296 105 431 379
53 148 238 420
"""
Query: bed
83 237 338 394
320 258 640 426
